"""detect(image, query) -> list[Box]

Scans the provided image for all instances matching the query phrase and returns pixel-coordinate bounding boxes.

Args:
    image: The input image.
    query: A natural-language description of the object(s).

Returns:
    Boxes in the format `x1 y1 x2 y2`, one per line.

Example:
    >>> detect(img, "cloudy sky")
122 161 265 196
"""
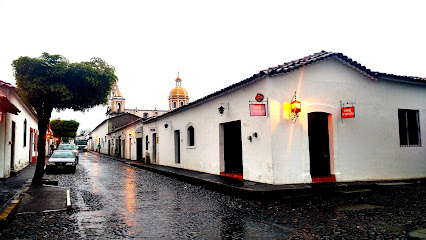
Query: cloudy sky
0 0 425 132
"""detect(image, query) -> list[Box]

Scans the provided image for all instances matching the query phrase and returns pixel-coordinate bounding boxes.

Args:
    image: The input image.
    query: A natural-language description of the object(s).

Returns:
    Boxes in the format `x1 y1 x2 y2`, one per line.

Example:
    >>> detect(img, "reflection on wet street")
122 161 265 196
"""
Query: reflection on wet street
41 152 425 239
64 152 296 238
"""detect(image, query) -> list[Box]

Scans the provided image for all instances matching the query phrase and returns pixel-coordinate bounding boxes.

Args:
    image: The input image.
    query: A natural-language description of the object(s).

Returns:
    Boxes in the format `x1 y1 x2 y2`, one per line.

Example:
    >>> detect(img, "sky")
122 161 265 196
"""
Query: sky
0 0 425 133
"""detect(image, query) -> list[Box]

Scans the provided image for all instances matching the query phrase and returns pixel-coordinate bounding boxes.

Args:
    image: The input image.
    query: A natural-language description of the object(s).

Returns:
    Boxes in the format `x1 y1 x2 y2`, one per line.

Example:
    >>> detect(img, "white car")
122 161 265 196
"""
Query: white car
46 150 77 173
57 143 79 164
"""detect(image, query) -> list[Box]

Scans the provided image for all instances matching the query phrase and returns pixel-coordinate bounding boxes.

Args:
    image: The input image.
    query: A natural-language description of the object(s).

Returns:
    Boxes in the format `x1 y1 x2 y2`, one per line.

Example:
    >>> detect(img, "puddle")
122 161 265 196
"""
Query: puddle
336 204 382 211
376 182 412 186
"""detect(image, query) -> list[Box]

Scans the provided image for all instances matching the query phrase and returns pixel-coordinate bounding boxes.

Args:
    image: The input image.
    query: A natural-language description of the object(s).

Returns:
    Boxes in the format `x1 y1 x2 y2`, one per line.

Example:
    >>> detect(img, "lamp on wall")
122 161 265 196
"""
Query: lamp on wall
218 103 229 115
290 91 301 123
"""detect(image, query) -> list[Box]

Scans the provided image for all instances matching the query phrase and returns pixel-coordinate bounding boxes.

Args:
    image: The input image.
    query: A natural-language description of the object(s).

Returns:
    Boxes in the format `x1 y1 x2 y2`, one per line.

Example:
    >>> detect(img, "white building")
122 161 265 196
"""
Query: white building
90 80 167 157
0 80 38 179
141 51 425 185
108 119 144 161
88 112 140 155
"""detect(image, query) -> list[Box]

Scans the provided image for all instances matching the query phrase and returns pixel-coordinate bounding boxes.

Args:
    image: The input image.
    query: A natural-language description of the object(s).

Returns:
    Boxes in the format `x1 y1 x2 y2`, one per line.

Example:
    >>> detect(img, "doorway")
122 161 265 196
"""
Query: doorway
129 139 132 160
29 129 33 163
136 138 142 160
122 139 125 159
221 120 243 177
108 140 111 155
115 138 121 157
308 112 334 182
174 130 180 164
11 121 16 171
152 133 157 163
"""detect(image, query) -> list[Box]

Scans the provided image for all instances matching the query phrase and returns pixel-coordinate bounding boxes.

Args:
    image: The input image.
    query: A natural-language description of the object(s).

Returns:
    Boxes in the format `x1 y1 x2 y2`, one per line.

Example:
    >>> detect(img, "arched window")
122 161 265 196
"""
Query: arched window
173 101 177 109
187 126 194 146
180 101 184 107
117 103 121 113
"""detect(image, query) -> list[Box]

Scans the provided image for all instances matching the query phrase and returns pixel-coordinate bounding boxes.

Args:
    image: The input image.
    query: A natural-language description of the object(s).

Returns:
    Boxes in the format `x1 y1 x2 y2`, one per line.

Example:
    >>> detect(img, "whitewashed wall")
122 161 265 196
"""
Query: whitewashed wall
0 88 38 178
268 58 425 184
142 57 425 185
89 123 108 154
144 78 275 183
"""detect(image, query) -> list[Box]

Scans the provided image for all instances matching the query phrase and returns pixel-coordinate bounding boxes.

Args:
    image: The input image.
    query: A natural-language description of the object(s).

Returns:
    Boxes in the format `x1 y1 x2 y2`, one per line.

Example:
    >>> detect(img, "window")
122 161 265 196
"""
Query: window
173 101 177 109
180 101 184 107
187 126 195 146
23 119 27 147
398 109 421 146
143 112 148 118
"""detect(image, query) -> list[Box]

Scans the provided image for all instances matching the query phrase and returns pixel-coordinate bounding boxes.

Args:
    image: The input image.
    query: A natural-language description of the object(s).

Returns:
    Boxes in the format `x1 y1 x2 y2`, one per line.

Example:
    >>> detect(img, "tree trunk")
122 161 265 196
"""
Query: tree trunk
32 118 49 182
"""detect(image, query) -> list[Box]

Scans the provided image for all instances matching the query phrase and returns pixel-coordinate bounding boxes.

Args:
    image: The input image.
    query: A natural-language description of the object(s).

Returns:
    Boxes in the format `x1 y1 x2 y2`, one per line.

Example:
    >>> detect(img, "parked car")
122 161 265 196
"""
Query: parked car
46 150 77 173
57 143 79 164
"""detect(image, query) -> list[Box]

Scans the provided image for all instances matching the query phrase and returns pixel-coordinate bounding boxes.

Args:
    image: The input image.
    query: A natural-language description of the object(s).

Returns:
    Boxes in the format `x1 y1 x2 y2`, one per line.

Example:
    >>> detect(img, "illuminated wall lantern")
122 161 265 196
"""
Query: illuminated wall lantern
46 134 51 139
290 91 301 123
291 100 301 114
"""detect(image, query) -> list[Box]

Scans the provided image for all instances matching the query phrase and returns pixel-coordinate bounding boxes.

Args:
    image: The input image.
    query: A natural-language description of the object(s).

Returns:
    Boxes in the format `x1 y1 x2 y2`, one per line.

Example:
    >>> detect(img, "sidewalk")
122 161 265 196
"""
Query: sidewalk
0 161 69 229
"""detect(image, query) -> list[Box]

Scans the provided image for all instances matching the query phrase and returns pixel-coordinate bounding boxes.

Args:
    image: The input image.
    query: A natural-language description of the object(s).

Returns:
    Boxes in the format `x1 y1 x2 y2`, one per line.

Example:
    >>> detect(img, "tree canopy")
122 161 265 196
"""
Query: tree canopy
13 52 117 117
12 52 117 181
50 119 80 142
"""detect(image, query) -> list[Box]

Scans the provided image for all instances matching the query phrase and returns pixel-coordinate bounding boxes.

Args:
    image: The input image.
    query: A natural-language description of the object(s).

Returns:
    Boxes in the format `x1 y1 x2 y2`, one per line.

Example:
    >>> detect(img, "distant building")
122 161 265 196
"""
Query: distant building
168 75 189 111
0 80 38 179
90 79 167 156
106 81 126 118
106 80 167 119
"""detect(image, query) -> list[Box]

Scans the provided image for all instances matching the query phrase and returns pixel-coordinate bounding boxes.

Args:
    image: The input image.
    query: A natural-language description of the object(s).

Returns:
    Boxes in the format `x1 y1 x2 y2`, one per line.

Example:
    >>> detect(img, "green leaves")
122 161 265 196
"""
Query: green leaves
50 119 80 139
12 52 117 116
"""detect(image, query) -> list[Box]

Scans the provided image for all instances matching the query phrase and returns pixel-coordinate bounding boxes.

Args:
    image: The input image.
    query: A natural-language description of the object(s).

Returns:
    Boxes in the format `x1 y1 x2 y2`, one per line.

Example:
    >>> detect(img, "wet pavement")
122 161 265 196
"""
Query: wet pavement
0 152 425 239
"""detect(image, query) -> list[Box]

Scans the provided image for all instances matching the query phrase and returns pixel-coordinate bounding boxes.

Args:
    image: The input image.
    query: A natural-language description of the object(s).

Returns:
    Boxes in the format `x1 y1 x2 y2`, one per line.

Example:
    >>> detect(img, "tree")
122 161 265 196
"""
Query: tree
50 119 79 144
13 53 117 181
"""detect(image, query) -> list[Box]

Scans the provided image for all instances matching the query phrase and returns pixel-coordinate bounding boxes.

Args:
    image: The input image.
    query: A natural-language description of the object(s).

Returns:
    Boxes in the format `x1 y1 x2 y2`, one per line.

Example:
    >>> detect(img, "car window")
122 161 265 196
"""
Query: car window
51 152 74 158
58 145 77 150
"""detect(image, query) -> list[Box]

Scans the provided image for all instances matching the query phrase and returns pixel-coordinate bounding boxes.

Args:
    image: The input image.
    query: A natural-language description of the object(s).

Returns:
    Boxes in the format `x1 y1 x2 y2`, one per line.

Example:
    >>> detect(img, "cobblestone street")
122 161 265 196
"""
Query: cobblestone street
1 152 425 239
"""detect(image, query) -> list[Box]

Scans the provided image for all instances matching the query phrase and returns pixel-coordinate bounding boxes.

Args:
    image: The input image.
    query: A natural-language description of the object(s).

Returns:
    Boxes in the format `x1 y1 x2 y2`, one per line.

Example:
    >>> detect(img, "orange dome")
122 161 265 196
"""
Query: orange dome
169 86 188 96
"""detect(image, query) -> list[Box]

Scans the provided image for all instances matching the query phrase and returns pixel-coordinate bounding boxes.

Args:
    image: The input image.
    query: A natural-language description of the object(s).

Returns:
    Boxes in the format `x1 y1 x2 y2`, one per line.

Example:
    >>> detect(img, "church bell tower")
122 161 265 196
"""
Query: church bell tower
106 81 125 118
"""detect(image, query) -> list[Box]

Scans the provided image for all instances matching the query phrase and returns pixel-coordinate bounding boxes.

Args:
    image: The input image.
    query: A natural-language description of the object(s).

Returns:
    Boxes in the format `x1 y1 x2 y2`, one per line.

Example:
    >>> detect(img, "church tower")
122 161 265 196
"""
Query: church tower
106 81 125 118
168 74 189 110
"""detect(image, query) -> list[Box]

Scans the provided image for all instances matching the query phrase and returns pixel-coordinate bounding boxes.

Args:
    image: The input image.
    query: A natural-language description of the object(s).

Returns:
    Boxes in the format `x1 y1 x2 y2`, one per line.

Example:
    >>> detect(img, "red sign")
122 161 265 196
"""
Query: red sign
255 93 264 102
250 104 266 116
342 107 355 118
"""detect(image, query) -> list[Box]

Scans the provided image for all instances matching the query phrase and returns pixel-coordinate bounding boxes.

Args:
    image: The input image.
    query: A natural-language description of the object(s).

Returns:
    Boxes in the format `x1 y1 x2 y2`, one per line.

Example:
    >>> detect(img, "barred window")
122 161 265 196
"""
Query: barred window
398 109 421 147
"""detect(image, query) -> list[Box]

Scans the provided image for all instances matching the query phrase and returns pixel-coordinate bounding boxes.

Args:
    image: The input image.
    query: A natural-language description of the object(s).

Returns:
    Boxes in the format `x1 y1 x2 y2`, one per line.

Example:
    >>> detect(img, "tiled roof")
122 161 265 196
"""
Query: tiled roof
144 51 425 123
0 94 20 115
0 80 16 89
